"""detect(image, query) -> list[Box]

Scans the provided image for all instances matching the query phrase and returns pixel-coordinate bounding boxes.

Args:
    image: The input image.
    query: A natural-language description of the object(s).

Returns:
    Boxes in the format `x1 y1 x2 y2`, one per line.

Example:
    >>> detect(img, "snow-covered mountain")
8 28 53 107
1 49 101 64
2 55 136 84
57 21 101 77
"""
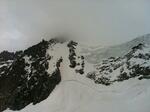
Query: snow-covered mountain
85 34 150 63
87 43 150 85
0 35 150 112
0 38 85 111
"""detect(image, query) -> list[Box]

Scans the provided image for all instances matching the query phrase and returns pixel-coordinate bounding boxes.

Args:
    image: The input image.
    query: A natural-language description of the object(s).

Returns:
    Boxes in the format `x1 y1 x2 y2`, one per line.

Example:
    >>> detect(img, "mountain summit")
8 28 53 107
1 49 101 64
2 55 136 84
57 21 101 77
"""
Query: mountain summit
0 35 150 112
0 38 85 111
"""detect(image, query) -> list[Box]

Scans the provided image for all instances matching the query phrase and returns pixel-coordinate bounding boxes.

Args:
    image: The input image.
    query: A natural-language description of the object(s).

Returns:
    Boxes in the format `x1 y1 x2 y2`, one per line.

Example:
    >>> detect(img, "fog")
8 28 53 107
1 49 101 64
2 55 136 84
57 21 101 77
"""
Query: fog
0 0 150 51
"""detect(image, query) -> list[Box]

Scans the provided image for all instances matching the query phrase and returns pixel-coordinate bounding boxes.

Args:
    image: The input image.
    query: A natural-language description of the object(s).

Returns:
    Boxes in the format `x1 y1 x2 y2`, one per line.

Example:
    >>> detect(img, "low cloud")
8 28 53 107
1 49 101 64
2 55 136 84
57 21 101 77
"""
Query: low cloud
0 0 150 51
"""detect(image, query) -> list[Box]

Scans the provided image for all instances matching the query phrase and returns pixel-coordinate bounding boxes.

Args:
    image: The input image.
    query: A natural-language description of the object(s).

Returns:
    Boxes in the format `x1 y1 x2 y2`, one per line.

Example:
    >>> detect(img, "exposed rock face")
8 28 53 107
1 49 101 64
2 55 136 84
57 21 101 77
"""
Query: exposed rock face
67 41 85 75
86 43 150 85
0 50 23 62
1 36 150 112
0 38 85 111
0 39 62 111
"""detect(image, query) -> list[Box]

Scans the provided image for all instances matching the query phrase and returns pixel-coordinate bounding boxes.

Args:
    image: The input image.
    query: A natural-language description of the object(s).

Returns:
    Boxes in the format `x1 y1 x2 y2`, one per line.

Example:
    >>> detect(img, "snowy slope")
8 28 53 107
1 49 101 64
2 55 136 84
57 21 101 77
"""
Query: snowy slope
4 77 150 112
0 38 85 111
86 43 150 85
86 34 150 63
1 36 150 112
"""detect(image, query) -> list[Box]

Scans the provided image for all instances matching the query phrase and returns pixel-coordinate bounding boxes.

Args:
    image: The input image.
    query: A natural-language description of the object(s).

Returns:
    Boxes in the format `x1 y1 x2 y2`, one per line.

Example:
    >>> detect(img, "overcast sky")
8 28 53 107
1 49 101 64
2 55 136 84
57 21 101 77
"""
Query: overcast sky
0 0 150 51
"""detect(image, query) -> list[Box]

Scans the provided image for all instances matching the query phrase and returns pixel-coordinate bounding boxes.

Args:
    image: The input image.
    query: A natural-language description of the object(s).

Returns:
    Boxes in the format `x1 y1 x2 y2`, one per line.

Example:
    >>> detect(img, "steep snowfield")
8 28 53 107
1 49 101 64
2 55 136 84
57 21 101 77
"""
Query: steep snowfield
4 76 150 112
2 37 150 112
86 34 150 63
4 55 150 112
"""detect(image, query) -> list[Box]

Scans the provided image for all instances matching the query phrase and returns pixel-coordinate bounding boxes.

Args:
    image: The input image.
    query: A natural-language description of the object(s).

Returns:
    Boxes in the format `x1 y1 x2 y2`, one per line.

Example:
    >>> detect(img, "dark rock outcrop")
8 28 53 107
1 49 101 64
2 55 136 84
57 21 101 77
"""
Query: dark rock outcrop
0 39 62 111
